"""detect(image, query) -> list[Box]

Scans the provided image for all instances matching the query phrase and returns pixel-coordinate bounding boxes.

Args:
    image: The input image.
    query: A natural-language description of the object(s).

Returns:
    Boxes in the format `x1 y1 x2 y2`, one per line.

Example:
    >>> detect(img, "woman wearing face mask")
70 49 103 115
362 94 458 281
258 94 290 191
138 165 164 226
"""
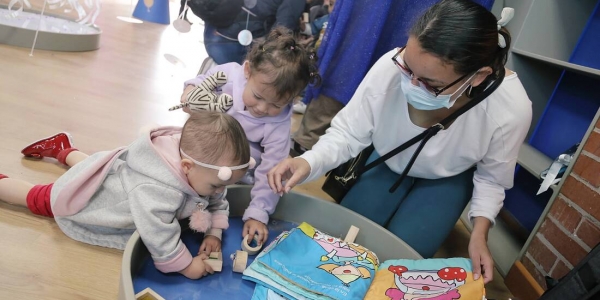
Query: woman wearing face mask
268 0 532 284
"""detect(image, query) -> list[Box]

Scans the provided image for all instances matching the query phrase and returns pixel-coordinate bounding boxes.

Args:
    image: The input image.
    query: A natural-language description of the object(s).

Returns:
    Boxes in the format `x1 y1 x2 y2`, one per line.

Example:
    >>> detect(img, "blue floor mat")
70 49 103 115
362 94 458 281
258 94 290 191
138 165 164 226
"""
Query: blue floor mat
133 217 298 299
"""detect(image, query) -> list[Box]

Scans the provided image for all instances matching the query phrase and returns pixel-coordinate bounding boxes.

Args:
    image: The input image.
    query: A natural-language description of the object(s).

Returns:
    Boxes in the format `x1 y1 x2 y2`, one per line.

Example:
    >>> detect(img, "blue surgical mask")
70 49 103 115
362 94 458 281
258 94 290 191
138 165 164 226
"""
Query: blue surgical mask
400 73 476 110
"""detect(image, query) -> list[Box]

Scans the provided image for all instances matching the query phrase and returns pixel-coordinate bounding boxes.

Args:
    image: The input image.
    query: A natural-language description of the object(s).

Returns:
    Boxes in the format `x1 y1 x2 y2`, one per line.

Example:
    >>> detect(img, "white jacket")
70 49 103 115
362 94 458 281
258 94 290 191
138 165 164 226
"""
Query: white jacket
301 49 532 225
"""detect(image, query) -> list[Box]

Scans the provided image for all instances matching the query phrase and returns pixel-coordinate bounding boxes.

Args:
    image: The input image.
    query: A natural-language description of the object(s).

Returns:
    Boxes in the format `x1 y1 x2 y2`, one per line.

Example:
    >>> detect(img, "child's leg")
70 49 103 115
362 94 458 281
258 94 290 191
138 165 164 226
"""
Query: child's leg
64 150 89 167
0 175 54 217
21 132 79 166
0 176 32 206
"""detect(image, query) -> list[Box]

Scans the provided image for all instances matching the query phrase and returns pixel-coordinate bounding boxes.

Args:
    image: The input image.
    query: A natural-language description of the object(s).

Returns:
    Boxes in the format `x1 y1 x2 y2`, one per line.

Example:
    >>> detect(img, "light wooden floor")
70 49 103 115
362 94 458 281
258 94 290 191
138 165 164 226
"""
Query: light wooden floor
0 0 513 298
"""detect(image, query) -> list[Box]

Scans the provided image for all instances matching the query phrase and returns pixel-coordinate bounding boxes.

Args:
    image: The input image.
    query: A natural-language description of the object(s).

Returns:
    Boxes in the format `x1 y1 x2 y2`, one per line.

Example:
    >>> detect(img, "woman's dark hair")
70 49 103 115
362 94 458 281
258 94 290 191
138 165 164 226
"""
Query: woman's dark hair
245 26 322 102
410 0 510 95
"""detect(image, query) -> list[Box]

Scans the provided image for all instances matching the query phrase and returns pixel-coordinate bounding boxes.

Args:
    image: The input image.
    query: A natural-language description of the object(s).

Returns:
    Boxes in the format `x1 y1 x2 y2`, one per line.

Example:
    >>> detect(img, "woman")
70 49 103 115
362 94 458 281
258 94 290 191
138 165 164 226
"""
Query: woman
268 0 532 284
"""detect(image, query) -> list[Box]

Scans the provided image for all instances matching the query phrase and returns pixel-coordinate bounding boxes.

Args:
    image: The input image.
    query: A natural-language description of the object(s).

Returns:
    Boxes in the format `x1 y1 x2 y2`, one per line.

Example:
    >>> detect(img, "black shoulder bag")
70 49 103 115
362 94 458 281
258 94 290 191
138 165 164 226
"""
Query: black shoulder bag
322 69 506 203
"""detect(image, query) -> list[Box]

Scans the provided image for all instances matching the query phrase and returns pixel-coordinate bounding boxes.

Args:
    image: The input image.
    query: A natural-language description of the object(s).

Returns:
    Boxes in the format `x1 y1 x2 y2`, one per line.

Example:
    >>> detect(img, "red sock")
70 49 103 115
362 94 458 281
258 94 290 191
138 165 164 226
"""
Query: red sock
56 148 78 165
26 184 54 218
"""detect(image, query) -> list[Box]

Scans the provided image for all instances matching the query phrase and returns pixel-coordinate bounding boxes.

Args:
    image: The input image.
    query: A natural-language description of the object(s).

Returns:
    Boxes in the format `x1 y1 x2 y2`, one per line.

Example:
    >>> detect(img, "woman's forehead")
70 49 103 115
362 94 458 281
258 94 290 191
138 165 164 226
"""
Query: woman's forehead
404 38 459 83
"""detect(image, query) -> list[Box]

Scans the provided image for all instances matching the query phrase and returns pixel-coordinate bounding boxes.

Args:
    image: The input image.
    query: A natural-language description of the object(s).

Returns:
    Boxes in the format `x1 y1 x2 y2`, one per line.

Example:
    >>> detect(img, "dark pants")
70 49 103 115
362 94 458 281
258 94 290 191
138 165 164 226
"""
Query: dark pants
340 151 475 258
203 24 247 65
292 94 344 149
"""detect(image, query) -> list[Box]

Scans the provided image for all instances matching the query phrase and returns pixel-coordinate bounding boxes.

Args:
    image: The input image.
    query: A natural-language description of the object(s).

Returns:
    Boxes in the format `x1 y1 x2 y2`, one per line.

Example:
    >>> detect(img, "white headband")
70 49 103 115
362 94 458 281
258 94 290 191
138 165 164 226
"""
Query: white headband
497 7 515 48
180 150 256 181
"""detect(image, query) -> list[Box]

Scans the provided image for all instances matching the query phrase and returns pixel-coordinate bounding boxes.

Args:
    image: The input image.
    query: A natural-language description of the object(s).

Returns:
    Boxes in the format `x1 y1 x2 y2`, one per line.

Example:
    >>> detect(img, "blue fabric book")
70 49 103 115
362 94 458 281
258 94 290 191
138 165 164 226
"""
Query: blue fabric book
243 223 379 300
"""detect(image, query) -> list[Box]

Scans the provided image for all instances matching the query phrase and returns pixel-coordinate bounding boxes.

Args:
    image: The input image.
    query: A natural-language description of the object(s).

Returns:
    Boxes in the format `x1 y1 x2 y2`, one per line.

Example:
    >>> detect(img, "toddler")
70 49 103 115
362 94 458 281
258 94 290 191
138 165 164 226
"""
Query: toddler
180 27 321 245
0 111 251 280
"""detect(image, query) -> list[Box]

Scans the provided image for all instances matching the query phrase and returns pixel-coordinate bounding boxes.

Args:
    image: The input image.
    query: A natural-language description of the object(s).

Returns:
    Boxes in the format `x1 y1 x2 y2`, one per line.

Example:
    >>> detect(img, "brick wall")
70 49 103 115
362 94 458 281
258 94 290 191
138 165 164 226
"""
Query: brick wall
522 119 600 289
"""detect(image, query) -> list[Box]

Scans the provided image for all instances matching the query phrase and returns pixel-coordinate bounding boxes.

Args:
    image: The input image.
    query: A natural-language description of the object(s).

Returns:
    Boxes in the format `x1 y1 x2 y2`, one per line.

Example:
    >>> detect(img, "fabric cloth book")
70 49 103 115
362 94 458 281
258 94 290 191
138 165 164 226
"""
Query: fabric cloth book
242 223 485 300
365 257 485 300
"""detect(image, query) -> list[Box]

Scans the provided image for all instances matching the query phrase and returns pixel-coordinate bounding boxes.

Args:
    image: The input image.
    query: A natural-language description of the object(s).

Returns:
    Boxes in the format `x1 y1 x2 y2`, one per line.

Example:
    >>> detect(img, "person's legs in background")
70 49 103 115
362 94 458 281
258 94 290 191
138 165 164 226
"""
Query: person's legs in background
203 24 247 65
291 94 344 156
178 0 189 22
292 89 308 114
385 168 475 258
340 151 414 226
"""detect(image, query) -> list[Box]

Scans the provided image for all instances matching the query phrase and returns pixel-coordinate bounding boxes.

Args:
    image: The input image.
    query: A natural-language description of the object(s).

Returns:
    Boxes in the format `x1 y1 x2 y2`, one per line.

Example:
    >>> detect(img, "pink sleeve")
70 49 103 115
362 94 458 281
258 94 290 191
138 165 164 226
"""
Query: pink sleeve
153 244 193 273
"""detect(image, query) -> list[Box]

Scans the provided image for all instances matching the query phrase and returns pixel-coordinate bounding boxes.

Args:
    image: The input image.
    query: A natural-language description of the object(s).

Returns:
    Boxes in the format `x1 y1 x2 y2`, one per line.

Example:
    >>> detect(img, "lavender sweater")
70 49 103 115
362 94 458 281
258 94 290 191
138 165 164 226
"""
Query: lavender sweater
185 63 291 224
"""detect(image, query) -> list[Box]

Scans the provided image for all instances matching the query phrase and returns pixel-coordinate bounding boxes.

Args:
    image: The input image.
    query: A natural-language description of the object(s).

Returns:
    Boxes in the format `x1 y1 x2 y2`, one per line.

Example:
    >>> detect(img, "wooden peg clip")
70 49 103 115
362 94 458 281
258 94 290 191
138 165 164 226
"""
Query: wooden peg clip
344 225 360 243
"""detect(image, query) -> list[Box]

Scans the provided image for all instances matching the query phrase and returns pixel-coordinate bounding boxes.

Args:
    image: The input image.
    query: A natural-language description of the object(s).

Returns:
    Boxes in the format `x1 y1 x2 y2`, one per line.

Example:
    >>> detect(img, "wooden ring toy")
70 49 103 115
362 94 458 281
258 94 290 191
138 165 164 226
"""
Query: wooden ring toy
241 234 262 255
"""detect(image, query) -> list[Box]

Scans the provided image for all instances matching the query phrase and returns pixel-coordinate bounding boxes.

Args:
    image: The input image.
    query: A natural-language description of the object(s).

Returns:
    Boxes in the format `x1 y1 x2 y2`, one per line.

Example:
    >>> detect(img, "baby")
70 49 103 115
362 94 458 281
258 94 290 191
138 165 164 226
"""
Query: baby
0 111 252 279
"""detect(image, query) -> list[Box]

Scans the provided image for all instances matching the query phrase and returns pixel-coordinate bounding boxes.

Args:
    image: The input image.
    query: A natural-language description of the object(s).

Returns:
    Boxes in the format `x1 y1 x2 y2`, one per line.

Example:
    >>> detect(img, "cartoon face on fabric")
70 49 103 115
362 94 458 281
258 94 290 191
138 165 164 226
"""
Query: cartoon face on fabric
385 265 467 300
310 229 379 286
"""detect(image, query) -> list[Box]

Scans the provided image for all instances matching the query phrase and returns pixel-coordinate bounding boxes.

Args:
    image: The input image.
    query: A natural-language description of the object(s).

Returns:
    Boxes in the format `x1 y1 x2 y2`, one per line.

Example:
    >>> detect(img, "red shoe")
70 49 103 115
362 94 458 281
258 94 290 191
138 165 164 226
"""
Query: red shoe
21 132 74 159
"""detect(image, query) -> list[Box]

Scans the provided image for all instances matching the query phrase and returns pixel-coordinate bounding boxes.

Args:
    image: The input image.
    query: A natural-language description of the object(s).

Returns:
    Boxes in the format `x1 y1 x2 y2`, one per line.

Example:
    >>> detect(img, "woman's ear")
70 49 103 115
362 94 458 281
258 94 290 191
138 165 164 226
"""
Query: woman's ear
181 159 194 174
470 66 494 88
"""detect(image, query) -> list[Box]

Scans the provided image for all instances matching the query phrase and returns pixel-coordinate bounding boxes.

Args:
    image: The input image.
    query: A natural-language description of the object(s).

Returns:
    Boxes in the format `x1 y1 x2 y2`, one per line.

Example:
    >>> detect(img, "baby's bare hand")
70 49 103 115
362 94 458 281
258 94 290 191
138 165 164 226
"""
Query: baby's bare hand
179 254 214 279
198 235 222 255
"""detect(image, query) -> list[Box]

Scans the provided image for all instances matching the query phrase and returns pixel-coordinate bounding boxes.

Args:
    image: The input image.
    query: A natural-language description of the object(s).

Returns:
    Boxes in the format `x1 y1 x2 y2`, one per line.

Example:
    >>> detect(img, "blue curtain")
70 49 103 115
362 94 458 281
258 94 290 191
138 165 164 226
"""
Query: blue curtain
305 0 495 105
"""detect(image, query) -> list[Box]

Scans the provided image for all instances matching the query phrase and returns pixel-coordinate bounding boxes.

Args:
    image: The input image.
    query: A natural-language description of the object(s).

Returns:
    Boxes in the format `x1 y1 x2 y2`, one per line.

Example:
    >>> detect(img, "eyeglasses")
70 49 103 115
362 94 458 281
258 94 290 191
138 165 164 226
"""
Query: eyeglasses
392 47 470 97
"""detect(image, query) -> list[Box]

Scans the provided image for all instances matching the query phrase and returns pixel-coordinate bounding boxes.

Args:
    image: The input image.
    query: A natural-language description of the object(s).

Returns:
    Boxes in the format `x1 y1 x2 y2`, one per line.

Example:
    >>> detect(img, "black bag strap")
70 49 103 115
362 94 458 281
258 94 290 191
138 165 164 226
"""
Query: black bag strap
360 68 506 193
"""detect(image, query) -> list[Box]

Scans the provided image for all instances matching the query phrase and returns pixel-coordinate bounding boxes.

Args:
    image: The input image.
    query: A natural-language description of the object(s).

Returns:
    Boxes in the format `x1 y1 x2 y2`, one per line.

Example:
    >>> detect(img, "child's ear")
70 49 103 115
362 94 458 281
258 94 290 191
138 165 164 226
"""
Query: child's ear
244 61 251 79
181 159 194 174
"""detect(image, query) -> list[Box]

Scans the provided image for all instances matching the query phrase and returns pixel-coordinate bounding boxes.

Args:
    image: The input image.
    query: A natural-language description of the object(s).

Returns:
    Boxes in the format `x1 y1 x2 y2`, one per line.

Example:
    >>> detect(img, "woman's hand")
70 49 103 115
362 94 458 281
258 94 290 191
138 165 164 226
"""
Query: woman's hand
179 253 214 279
198 235 221 255
180 85 196 113
267 157 311 194
469 217 494 283
243 219 269 246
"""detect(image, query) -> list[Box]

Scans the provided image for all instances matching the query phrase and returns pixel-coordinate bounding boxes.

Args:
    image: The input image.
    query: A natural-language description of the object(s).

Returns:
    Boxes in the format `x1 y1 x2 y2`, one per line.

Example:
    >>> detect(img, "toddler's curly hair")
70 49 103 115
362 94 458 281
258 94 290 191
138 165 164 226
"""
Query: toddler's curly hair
245 26 322 103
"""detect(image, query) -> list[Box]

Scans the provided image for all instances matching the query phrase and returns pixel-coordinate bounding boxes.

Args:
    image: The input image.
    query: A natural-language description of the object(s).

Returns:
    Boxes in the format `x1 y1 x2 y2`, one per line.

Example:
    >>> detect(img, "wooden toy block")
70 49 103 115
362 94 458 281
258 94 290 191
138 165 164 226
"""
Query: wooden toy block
344 225 359 243
204 251 223 272
209 251 222 260
135 287 165 300
232 250 248 273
